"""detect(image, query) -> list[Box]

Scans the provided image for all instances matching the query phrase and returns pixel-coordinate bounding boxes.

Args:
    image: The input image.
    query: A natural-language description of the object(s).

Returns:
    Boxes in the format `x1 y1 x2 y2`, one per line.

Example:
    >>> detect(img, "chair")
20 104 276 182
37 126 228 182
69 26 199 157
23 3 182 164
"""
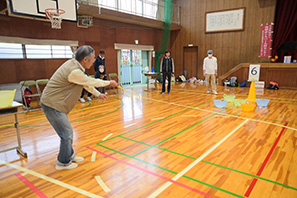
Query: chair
108 73 118 94
36 79 49 96
20 80 41 110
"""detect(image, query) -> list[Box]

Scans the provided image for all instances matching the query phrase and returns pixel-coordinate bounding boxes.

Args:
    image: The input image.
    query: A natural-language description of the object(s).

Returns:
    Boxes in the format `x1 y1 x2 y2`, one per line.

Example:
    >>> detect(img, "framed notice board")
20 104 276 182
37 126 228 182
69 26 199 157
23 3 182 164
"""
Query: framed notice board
206 8 245 33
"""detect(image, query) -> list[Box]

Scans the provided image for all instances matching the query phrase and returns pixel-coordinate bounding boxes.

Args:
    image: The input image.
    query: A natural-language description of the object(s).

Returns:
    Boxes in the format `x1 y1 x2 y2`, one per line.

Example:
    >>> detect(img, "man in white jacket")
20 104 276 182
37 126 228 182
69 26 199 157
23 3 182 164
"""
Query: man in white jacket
41 45 117 170
203 50 218 95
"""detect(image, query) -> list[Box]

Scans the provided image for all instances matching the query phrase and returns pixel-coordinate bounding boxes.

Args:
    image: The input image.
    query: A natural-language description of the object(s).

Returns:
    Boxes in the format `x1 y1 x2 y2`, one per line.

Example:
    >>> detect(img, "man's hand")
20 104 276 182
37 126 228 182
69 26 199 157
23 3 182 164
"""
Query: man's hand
109 80 118 87
172 73 174 77
98 94 108 100
161 73 163 76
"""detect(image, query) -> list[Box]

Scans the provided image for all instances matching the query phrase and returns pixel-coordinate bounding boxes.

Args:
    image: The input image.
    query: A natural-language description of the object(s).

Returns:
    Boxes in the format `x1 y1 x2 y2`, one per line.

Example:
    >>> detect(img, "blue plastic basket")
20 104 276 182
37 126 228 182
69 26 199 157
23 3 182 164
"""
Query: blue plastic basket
213 99 228 108
256 99 270 107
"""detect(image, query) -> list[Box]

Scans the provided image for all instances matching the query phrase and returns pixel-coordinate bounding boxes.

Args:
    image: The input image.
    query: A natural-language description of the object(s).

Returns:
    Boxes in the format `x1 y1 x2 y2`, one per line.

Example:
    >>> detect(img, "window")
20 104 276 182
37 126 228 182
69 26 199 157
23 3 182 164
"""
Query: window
0 43 73 59
26 45 52 59
98 0 117 10
98 0 162 20
0 43 24 59
52 45 73 59
143 0 158 19
121 49 130 65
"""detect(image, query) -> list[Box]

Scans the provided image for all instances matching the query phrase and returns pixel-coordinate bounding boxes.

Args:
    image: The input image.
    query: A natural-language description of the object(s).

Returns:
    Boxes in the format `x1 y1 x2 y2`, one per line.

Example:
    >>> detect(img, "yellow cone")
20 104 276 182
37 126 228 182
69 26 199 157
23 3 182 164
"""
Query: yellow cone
246 78 256 103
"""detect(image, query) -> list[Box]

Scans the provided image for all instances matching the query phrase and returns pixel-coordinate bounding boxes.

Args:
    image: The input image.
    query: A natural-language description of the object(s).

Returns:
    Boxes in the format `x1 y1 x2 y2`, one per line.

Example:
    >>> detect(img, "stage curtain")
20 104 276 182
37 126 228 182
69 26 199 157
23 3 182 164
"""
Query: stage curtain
271 0 297 60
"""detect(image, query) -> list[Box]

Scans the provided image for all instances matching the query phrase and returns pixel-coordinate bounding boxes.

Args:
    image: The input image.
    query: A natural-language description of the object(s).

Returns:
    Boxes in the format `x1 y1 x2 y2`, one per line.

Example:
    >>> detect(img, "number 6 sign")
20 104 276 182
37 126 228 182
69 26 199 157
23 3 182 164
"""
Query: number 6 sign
248 64 260 81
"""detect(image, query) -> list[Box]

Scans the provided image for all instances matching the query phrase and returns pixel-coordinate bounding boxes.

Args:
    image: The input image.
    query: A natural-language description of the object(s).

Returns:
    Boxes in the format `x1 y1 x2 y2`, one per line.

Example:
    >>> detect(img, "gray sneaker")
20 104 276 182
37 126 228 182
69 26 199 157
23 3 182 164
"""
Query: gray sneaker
56 163 78 170
79 98 86 103
206 91 211 94
72 156 84 162
86 96 92 101
213 91 218 95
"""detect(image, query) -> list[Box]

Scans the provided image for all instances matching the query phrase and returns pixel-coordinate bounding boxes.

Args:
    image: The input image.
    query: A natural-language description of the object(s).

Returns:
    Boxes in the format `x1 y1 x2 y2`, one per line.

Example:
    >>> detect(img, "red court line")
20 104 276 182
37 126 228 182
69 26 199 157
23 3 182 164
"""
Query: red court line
244 122 288 197
15 173 48 198
86 146 211 197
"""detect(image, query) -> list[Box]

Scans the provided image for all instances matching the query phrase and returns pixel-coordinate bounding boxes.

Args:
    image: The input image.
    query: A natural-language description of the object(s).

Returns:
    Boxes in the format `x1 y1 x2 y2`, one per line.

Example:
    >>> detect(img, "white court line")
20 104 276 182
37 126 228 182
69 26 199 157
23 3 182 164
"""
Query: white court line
102 133 113 141
124 123 136 128
91 151 97 162
173 88 297 102
148 119 249 198
144 97 297 132
95 176 111 193
151 117 165 121
0 160 103 198
21 172 28 176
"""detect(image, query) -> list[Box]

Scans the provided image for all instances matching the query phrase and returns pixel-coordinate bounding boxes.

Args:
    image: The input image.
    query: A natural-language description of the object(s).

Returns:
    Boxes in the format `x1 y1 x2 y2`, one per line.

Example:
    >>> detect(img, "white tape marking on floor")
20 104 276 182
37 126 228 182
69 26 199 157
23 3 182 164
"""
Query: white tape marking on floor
95 176 111 193
91 151 97 162
148 119 249 198
124 123 136 128
0 160 103 198
102 133 113 141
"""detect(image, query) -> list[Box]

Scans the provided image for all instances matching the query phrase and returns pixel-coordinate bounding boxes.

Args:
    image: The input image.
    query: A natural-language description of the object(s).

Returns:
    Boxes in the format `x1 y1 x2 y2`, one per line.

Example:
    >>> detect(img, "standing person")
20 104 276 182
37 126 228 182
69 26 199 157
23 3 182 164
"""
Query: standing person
95 65 107 94
160 50 175 94
79 71 92 103
41 45 117 170
203 50 218 95
94 50 105 73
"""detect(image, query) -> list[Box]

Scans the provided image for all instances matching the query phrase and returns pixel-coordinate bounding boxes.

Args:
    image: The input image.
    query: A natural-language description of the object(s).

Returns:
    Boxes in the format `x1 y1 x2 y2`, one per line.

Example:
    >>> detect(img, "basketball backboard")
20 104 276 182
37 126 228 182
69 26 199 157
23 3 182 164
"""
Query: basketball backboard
7 0 77 21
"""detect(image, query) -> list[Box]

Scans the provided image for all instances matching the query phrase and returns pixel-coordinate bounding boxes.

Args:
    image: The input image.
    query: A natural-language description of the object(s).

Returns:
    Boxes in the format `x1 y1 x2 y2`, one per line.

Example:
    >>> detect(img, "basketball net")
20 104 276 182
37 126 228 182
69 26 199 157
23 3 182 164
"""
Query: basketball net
45 8 65 29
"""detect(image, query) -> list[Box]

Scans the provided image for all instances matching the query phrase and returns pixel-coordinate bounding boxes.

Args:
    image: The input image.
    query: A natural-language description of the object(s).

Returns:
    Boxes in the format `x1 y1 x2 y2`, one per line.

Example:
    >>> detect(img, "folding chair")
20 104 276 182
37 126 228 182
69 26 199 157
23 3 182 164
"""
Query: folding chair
19 80 41 111
108 73 119 94
36 79 49 97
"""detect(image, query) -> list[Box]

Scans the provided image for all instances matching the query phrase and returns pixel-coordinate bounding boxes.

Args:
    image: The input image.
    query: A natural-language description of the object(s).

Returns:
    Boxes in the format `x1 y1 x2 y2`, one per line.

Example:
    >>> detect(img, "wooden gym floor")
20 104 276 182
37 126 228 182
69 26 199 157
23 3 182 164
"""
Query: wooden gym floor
0 83 297 198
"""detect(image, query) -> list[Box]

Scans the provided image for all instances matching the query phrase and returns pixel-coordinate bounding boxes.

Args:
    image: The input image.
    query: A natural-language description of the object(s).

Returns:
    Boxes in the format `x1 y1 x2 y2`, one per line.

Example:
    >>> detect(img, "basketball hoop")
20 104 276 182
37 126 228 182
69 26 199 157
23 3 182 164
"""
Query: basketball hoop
45 8 65 29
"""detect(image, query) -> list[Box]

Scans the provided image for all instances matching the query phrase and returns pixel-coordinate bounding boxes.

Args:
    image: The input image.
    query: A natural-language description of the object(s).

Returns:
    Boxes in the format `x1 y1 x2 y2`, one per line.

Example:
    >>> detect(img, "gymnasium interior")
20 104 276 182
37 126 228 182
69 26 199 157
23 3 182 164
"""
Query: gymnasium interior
0 0 297 197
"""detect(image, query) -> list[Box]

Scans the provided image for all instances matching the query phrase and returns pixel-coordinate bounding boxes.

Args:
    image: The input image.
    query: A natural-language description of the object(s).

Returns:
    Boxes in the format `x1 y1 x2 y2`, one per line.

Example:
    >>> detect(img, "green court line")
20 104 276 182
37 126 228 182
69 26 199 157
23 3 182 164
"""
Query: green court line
97 143 297 195
20 101 92 116
2 98 123 128
70 101 92 112
98 99 214 144
113 135 297 192
96 144 244 198
132 105 234 157
119 135 196 160
202 160 297 191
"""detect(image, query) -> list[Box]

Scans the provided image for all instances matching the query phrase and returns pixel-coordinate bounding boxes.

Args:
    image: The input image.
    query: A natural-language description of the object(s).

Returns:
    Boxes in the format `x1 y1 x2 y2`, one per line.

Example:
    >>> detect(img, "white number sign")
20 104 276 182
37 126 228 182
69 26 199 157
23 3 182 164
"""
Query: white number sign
248 64 260 81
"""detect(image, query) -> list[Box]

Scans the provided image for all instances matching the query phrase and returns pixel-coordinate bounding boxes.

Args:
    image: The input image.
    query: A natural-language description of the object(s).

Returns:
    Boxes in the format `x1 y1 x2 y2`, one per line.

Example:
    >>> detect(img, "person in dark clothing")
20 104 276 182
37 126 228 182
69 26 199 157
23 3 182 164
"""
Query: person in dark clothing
160 50 175 94
95 65 107 94
94 50 105 72
79 72 92 103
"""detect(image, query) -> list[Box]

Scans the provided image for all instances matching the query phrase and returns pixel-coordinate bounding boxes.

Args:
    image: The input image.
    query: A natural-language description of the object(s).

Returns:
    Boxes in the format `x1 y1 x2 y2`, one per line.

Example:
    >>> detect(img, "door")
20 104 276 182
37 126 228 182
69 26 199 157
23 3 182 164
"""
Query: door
183 46 198 79
120 49 147 86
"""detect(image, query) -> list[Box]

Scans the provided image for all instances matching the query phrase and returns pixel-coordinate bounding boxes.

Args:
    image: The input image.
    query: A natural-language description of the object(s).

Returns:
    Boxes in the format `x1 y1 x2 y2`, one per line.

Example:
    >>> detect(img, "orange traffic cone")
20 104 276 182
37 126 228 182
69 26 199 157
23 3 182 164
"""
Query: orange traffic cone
246 78 256 103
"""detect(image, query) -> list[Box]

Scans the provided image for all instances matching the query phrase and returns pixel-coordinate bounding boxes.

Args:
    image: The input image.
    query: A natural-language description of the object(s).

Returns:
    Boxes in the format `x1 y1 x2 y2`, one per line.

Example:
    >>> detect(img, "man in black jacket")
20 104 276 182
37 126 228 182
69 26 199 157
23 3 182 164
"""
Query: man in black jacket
160 50 175 94
94 50 105 72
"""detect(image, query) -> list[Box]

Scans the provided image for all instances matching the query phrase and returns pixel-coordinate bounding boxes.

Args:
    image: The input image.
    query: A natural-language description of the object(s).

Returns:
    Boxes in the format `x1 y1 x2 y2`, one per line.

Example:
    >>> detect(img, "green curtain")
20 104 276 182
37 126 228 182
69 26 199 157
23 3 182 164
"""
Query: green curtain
155 0 172 79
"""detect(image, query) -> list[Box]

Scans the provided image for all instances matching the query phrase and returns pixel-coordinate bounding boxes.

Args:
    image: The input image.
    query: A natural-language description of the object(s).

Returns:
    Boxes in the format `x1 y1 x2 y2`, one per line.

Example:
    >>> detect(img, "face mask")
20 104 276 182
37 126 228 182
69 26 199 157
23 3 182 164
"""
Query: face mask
208 54 212 58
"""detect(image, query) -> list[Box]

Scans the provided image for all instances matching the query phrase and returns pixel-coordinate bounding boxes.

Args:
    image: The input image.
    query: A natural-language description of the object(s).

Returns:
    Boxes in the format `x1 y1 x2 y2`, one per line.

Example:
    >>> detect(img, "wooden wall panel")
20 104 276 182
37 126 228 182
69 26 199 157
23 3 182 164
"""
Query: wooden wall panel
171 0 277 79
219 63 297 89
0 14 162 84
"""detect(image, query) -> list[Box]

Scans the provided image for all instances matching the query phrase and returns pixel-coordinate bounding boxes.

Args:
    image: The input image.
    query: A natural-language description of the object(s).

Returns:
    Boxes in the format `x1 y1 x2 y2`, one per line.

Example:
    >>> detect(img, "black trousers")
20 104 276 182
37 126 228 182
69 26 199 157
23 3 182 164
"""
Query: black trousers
81 89 92 98
162 72 172 93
